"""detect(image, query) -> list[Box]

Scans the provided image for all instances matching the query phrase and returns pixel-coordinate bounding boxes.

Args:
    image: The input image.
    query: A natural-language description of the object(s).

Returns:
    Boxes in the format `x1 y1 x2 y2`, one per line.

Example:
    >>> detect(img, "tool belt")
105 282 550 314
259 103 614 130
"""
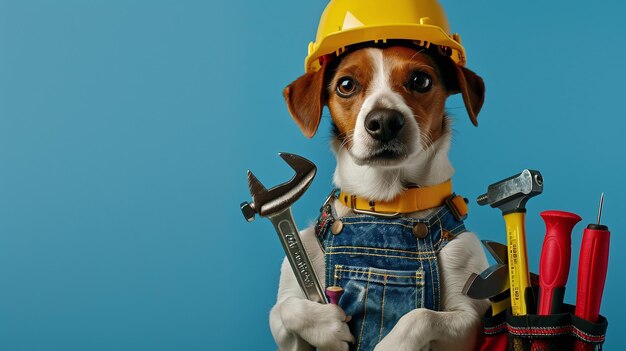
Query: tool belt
477 288 608 351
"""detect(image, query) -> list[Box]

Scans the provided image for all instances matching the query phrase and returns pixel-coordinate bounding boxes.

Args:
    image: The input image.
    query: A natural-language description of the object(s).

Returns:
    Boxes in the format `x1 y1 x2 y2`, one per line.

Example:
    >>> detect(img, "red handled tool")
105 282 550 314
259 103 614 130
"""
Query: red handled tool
575 193 610 322
537 211 582 315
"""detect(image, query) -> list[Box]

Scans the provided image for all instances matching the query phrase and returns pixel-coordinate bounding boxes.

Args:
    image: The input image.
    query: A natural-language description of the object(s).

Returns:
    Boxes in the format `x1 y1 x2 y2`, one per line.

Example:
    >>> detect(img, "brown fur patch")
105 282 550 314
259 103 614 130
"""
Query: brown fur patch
385 47 448 147
327 46 448 149
326 50 375 148
284 44 484 142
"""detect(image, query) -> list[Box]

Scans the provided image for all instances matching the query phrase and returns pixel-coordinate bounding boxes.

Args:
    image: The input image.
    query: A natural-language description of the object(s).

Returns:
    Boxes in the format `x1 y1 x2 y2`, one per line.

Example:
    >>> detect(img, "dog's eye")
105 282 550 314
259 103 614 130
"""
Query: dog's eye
336 77 358 97
407 71 432 93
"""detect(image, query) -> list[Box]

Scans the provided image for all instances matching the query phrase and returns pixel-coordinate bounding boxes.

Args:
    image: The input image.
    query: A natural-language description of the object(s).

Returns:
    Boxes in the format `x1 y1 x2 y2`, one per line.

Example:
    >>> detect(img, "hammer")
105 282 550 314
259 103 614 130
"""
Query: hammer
477 169 543 315
240 153 330 304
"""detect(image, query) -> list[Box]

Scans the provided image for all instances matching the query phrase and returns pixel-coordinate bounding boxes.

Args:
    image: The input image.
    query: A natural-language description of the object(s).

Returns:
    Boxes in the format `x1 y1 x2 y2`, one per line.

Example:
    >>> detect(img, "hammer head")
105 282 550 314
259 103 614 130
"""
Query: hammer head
476 169 543 214
241 153 316 221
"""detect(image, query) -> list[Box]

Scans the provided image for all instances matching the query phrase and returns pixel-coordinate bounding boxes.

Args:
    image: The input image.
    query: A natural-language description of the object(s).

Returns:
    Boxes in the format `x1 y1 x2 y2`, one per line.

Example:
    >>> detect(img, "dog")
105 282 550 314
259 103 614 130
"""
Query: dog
269 43 490 351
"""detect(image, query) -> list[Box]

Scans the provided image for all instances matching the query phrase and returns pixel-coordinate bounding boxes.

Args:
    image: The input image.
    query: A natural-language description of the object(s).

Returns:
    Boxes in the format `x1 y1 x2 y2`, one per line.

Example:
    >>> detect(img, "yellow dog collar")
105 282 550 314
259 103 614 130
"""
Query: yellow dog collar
338 180 468 218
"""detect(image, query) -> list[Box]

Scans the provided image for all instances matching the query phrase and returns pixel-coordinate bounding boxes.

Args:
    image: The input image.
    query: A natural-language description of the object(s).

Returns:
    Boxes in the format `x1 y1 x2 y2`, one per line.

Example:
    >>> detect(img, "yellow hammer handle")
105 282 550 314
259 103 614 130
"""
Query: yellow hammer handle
504 212 532 315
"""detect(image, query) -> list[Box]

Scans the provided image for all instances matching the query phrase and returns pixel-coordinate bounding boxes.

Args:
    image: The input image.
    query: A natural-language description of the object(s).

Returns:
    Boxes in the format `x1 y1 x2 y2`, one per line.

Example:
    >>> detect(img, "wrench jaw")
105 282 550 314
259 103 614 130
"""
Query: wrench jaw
462 241 509 300
462 264 509 300
462 247 512 316
240 153 317 220
278 152 316 178
483 240 508 265
240 171 266 222
256 153 316 216
463 241 540 300
247 170 269 202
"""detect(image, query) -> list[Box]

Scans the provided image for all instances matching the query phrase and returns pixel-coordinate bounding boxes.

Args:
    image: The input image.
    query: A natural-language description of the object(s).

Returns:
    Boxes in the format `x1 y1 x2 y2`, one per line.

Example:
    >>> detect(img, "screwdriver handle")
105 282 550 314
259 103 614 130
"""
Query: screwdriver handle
537 211 581 315
575 225 610 322
325 286 344 305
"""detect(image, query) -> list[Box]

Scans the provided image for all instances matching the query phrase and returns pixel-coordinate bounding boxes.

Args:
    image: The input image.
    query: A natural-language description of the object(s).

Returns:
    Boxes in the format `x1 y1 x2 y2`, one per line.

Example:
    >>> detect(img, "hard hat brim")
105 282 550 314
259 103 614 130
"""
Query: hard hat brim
305 24 466 72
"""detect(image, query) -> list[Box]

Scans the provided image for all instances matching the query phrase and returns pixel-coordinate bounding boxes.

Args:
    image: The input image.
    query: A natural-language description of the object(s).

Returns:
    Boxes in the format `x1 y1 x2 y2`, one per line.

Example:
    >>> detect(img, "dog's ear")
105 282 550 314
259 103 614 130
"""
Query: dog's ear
453 65 485 127
438 58 485 127
283 62 328 138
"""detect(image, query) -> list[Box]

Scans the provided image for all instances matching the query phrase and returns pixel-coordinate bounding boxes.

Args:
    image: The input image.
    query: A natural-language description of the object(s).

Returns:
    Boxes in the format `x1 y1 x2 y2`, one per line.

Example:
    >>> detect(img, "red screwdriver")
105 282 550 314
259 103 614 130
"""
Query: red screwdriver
538 210 582 315
575 193 610 322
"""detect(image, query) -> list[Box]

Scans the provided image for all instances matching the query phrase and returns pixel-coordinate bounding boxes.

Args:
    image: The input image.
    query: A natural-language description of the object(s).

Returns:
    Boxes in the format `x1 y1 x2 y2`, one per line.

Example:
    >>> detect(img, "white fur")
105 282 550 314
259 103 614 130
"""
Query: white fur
336 48 453 201
334 131 454 202
350 49 421 172
270 48 489 351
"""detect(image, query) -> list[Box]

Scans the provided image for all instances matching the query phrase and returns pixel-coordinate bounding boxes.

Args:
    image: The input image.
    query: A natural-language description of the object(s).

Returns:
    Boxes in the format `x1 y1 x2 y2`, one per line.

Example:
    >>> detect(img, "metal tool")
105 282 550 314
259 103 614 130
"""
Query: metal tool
463 241 510 315
240 153 328 304
537 210 581 315
575 193 610 322
463 241 540 315
477 169 543 315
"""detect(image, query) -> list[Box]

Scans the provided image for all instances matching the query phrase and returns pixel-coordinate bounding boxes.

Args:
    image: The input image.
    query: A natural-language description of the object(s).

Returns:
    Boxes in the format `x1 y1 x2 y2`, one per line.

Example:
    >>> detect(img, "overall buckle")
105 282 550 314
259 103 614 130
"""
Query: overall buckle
445 193 469 221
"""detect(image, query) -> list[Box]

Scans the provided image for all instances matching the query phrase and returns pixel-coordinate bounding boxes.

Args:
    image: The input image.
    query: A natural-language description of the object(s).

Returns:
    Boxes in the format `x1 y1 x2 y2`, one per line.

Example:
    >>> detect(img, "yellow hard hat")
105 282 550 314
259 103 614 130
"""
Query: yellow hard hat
305 0 466 73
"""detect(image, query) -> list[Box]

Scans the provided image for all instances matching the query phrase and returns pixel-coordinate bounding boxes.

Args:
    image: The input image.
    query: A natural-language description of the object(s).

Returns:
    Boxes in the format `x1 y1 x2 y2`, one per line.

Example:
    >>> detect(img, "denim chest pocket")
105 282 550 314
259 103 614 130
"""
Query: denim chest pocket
332 265 425 350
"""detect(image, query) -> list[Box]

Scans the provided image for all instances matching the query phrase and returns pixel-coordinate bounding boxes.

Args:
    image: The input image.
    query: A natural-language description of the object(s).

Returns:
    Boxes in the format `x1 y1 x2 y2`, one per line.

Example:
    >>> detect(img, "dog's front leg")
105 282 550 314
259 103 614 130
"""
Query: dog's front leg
269 227 355 351
374 232 490 351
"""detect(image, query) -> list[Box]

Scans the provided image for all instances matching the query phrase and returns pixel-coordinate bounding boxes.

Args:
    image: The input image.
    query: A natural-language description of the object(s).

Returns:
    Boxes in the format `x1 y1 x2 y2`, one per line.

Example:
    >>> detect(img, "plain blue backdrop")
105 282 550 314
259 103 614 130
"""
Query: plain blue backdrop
1 0 624 350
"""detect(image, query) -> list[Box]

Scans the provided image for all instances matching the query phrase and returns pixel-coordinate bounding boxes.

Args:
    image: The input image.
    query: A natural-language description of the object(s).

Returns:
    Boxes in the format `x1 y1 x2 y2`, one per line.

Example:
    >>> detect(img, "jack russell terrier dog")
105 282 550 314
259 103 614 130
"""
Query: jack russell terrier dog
269 42 490 351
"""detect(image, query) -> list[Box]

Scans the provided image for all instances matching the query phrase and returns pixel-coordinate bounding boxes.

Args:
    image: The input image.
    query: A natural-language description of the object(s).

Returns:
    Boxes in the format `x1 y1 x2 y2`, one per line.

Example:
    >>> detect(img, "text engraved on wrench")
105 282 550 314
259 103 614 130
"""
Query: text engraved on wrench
279 219 315 288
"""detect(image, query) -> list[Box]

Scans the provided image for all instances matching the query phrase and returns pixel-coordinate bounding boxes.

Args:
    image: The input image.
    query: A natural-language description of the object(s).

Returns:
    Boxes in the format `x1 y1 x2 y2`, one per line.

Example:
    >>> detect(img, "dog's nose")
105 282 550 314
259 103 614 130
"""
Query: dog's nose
364 108 405 142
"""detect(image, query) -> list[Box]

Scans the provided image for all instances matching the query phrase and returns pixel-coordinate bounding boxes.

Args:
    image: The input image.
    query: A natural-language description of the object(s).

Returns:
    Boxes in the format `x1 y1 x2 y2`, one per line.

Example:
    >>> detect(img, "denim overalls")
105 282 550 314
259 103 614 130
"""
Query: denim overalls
315 195 467 351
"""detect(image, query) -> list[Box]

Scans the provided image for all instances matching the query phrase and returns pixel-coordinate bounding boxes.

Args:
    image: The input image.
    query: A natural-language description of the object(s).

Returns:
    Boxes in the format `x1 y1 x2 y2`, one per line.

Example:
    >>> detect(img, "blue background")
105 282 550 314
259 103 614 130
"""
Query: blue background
1 0 624 350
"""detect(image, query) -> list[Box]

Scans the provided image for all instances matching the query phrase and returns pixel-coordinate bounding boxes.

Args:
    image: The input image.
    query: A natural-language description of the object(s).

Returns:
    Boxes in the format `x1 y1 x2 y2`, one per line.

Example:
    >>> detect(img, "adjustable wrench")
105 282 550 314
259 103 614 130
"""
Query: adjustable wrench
240 153 327 304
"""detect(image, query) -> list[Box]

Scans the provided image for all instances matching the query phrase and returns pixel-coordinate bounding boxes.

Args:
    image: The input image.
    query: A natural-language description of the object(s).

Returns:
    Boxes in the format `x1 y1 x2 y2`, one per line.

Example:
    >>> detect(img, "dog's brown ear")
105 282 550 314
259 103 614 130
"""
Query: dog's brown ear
283 62 328 138
438 56 485 127
453 65 485 127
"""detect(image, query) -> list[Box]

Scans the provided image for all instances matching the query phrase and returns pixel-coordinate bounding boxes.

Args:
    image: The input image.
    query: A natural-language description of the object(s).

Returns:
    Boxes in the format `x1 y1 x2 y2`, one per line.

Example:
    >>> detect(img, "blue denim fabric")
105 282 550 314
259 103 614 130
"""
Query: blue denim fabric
316 205 467 351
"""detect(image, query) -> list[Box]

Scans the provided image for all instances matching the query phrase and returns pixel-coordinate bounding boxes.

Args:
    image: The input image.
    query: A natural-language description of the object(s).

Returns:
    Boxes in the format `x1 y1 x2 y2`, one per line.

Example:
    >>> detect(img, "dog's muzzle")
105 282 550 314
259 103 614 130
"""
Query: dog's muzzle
364 108 404 142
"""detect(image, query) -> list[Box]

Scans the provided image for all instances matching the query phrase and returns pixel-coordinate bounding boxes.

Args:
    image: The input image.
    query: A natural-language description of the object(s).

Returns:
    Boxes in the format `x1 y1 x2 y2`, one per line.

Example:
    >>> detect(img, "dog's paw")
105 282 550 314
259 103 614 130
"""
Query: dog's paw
374 308 434 351
280 297 354 351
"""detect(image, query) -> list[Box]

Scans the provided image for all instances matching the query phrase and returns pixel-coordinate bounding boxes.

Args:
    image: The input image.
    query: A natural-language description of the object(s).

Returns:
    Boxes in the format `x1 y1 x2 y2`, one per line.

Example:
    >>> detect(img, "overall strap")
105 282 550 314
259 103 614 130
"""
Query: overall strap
314 189 340 251
314 188 469 251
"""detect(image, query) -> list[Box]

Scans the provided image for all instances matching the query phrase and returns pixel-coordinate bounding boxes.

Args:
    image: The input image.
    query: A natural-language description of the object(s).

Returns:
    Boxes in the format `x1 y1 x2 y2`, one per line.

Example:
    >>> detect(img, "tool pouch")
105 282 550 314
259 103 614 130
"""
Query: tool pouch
478 306 508 351
478 304 608 351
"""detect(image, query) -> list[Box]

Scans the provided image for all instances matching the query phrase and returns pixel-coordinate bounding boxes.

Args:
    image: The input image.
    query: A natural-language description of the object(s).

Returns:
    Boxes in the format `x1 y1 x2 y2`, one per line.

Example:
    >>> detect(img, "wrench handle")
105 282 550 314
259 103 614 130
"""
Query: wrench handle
269 208 327 304
504 211 533 315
